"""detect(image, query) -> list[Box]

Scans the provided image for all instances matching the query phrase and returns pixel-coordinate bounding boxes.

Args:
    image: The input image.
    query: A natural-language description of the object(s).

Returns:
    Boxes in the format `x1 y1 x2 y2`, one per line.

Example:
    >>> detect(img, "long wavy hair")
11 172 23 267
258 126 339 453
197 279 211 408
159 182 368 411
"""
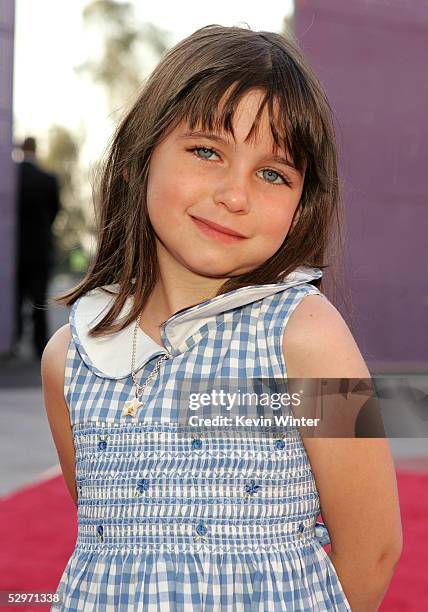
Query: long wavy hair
53 24 347 337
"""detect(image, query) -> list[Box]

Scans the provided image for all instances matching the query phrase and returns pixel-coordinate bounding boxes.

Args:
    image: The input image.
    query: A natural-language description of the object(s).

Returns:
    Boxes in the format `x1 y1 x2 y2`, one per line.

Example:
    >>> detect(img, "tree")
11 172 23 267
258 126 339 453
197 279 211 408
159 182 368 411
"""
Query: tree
40 125 91 270
77 0 172 112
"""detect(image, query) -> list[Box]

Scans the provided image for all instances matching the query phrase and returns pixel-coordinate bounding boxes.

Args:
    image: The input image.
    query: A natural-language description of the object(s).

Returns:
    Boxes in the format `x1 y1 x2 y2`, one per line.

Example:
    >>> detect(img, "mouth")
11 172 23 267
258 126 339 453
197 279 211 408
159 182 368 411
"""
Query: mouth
191 215 248 243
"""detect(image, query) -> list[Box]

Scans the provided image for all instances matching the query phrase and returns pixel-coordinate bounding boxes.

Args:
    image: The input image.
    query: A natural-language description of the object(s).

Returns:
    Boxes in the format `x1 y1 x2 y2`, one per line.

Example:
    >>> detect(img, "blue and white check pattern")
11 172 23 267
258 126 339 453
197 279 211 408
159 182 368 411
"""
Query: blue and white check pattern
52 269 351 611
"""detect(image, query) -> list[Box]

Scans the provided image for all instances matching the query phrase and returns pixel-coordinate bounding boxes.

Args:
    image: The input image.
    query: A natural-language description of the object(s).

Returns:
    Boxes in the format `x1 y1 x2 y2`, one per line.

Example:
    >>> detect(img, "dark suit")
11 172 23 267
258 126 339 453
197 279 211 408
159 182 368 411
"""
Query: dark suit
15 159 61 358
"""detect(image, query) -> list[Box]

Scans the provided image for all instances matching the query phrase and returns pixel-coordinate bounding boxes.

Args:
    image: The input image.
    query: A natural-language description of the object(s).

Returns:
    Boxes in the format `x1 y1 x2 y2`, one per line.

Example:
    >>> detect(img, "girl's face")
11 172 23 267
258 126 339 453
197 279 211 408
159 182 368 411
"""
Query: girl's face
146 88 305 280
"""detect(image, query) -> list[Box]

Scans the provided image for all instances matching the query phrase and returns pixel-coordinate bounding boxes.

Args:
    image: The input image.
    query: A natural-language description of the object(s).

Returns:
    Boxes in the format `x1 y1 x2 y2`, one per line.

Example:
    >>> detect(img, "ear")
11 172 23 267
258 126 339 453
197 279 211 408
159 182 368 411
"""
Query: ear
123 167 129 183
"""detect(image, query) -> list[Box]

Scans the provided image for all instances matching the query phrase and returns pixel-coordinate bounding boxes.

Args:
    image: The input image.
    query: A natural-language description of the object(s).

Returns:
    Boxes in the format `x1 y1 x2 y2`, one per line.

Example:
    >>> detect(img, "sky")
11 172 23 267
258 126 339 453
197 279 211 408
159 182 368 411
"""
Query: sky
13 0 294 166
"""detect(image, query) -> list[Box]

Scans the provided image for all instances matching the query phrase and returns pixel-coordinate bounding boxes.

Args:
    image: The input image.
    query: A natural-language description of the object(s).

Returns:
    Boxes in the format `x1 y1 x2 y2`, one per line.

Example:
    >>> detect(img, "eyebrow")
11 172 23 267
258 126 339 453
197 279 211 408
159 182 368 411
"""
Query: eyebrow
180 130 300 174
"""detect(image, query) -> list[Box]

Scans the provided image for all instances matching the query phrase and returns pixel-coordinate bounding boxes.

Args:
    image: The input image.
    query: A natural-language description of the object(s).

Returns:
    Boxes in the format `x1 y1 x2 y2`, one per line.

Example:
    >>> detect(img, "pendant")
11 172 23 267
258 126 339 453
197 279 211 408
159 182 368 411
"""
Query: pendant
122 396 144 418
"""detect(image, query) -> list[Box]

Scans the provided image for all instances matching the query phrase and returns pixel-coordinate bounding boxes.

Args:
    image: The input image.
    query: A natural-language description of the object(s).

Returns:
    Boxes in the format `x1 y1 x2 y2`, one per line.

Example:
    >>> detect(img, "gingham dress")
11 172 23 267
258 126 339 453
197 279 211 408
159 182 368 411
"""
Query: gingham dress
52 266 351 611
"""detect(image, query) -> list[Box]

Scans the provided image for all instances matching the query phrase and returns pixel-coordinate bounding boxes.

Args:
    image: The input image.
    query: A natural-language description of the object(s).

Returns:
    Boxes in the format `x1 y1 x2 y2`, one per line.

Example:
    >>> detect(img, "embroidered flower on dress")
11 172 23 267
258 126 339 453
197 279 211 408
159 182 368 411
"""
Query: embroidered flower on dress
98 435 109 451
191 438 203 450
245 479 261 496
194 522 208 541
135 478 150 496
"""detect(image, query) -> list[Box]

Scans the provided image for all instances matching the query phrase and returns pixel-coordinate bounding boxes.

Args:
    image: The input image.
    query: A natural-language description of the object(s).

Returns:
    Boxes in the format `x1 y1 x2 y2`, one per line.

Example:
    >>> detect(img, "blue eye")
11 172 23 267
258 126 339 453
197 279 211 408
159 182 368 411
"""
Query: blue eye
260 169 285 185
188 145 291 187
191 146 218 160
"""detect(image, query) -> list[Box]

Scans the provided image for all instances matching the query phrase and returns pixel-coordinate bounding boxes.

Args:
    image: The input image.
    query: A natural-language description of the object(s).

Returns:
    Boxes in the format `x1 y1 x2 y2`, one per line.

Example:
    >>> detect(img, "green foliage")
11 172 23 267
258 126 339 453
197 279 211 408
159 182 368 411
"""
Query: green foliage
39 125 91 270
43 125 79 193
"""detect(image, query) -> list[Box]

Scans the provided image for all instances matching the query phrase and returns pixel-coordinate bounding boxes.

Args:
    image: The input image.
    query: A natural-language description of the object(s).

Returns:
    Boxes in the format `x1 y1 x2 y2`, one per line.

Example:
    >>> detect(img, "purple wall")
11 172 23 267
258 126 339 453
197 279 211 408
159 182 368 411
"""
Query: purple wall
295 0 428 371
0 0 16 353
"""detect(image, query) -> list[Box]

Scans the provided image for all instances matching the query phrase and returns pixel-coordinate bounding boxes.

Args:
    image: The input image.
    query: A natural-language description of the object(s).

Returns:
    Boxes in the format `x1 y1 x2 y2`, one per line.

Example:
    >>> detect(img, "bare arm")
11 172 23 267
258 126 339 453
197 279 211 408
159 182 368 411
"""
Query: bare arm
283 294 403 612
41 324 78 509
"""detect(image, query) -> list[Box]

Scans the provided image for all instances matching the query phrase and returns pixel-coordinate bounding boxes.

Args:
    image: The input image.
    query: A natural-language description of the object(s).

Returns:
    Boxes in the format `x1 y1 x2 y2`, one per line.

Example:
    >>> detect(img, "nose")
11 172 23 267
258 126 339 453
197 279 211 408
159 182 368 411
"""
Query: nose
212 170 250 214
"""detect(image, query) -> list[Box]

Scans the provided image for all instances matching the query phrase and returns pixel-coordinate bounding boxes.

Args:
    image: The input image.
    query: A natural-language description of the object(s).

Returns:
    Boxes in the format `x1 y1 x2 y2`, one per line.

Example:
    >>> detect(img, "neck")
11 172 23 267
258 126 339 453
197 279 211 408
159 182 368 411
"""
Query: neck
23 151 36 163
143 239 231 324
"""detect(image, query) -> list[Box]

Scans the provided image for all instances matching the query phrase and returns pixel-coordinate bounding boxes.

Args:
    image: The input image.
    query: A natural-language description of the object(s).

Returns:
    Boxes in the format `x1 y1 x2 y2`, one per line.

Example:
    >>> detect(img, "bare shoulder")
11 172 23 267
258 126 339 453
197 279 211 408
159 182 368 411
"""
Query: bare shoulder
41 323 72 385
282 292 370 379
41 323 77 508
41 323 72 414
282 292 371 436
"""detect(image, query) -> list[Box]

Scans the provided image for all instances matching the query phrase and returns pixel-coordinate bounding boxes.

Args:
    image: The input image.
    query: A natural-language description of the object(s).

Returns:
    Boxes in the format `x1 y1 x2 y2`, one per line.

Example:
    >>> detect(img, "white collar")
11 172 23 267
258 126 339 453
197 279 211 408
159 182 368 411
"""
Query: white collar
70 266 322 379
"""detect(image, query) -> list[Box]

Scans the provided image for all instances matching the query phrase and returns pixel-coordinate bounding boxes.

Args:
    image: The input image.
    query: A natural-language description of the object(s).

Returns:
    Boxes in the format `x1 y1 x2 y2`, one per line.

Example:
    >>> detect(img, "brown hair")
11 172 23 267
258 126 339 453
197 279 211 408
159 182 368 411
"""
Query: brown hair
53 24 346 337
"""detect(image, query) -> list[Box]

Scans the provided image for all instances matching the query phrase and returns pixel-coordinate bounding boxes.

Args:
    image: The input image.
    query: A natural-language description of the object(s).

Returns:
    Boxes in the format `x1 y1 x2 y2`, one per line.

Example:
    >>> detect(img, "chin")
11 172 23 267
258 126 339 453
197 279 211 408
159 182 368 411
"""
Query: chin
188 261 255 279
190 266 237 279
180 258 236 278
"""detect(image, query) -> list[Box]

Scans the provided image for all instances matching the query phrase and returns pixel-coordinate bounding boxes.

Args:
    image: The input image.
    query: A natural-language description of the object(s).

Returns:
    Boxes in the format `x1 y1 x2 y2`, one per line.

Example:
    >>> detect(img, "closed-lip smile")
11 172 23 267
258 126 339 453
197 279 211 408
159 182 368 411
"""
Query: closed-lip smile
191 215 247 238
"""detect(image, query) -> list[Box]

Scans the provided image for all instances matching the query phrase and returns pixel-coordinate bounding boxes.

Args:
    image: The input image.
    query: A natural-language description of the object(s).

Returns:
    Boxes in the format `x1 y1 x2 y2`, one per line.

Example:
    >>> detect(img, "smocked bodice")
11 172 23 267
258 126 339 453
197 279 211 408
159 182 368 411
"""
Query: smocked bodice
74 422 325 553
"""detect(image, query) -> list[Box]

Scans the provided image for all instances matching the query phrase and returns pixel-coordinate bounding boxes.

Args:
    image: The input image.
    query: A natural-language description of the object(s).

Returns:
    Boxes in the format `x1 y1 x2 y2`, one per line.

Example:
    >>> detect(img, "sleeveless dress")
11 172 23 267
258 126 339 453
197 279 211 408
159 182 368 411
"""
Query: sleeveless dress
52 266 352 611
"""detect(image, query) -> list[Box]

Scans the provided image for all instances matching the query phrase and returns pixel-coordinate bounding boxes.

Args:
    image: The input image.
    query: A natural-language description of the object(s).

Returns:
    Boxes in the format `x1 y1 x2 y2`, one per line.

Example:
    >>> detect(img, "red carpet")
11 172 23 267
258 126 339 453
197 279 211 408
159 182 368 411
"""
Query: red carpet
0 470 426 611
379 470 428 612
0 474 77 612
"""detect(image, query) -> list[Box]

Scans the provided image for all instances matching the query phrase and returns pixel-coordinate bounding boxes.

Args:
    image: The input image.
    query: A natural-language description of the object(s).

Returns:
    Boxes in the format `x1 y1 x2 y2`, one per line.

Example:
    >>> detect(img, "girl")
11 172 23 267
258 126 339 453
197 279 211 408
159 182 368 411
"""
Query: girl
42 24 402 611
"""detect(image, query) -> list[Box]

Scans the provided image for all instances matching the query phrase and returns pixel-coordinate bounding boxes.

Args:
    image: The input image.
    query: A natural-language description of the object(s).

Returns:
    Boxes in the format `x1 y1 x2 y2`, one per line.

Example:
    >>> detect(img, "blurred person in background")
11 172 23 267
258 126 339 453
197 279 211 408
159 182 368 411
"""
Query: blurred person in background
13 136 61 360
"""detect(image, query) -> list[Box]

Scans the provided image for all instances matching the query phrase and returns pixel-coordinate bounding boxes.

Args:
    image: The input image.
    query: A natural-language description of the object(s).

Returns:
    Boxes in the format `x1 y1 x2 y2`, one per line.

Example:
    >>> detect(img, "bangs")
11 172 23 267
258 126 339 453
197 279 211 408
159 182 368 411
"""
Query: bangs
171 49 322 176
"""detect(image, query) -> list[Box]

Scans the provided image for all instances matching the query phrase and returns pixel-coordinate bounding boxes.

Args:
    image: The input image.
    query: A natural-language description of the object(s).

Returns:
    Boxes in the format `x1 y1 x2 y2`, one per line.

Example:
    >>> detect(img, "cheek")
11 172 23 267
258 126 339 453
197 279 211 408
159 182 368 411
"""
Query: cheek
146 169 176 226
146 159 200 218
259 202 298 242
